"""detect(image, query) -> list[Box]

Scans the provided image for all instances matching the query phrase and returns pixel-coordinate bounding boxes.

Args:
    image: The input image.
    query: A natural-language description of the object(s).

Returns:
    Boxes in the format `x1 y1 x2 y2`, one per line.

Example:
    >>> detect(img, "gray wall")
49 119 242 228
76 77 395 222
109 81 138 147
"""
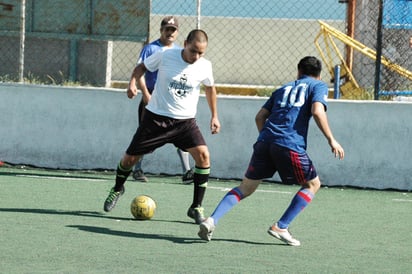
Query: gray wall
1 84 411 190
0 36 113 87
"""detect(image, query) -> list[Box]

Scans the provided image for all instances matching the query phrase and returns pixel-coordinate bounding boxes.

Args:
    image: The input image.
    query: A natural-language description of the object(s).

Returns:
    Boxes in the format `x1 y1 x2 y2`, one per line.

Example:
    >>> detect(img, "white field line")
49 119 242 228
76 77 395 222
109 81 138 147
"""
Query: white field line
15 174 108 182
15 174 293 194
13 175 406 199
392 198 412 203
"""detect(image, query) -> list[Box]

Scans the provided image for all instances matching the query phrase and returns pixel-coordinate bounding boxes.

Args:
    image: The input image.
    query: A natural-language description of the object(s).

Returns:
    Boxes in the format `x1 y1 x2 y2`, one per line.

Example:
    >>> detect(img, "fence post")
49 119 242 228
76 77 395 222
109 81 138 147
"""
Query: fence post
19 0 26 83
374 0 384 100
196 0 202 29
334 65 341 99
69 40 78 83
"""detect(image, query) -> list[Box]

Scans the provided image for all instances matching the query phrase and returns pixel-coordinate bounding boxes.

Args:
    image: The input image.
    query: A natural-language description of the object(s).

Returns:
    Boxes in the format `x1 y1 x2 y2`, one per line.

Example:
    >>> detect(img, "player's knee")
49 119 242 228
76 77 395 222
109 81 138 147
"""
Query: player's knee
122 154 141 169
188 146 210 167
305 177 321 193
239 178 260 197
197 149 210 165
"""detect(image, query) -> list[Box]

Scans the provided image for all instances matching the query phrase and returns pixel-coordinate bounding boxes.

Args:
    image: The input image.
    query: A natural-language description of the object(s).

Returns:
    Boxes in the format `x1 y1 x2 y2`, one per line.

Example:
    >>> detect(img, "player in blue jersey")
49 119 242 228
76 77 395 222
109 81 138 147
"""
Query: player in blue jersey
198 56 344 245
130 16 194 184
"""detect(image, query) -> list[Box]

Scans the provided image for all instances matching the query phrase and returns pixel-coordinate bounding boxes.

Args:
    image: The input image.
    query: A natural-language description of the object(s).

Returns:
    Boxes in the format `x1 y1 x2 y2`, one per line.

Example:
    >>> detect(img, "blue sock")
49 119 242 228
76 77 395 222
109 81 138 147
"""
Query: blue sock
211 187 244 225
277 188 314 229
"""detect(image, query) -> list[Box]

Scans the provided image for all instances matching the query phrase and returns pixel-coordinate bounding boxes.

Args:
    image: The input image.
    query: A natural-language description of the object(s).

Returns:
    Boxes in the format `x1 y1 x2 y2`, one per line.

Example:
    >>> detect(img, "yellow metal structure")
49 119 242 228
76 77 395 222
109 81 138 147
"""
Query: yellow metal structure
314 20 412 98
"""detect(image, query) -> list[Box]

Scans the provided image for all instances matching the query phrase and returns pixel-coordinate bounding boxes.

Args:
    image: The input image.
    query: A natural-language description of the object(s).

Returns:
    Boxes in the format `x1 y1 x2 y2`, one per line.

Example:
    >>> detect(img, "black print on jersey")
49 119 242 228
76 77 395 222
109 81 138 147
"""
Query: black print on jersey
169 74 192 97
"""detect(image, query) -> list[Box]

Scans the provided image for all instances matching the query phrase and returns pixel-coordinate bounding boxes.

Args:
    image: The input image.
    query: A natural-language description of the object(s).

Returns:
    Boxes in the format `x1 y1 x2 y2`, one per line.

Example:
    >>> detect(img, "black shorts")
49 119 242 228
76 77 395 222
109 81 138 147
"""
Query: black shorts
126 110 206 156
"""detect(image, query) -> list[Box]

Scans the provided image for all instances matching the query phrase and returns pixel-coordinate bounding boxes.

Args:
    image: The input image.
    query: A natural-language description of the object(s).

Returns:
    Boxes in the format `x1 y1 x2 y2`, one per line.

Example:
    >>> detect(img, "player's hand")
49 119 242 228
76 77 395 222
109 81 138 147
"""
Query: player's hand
210 117 221 134
329 139 344 160
127 86 138 99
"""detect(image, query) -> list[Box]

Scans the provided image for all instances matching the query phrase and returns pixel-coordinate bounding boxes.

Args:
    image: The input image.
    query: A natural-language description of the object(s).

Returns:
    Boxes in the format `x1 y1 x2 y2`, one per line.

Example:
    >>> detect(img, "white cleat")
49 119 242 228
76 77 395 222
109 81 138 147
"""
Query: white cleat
198 217 215 241
267 223 301 246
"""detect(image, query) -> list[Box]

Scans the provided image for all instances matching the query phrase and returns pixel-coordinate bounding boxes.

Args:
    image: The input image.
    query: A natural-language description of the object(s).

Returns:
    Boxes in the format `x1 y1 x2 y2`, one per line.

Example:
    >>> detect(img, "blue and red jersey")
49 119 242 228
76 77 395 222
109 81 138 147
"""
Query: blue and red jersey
258 75 328 153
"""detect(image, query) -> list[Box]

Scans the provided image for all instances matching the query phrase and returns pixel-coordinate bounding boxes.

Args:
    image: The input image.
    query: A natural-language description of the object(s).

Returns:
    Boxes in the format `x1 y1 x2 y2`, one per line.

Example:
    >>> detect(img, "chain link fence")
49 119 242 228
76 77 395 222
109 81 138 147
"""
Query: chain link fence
343 0 412 99
379 0 412 98
0 0 411 99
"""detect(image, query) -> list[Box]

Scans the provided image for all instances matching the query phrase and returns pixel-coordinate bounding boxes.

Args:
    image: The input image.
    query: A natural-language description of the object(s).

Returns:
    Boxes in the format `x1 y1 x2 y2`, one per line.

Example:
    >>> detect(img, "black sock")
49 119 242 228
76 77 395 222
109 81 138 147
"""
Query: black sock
191 166 210 208
114 161 132 191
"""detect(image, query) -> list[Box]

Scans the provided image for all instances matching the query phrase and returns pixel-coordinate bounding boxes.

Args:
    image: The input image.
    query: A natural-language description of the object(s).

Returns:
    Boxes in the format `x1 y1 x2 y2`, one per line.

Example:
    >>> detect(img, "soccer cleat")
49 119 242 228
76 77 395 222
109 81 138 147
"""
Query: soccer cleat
267 223 301 246
198 217 215 241
103 186 125 212
187 206 205 224
132 169 148 182
182 168 194 184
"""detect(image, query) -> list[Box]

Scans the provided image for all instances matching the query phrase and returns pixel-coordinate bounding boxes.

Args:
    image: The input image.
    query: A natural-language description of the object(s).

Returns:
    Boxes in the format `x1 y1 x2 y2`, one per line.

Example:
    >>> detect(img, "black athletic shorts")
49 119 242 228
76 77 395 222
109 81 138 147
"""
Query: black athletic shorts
126 109 206 156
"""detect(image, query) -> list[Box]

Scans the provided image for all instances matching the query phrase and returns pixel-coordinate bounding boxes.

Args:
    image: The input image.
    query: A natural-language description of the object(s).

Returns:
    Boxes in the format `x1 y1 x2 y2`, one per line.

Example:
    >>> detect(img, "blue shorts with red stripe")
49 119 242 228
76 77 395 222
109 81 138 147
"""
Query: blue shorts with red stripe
244 141 317 185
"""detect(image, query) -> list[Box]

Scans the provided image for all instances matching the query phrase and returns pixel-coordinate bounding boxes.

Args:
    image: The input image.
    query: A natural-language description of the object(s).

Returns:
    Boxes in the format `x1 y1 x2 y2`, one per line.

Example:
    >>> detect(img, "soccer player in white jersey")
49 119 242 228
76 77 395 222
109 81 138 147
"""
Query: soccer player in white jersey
198 56 344 245
130 16 194 184
104 29 221 225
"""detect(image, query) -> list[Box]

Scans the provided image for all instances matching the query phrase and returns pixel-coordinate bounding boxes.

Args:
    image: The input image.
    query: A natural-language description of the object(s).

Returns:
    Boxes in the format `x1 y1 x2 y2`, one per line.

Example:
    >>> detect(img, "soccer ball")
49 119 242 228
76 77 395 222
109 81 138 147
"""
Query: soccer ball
130 195 156 220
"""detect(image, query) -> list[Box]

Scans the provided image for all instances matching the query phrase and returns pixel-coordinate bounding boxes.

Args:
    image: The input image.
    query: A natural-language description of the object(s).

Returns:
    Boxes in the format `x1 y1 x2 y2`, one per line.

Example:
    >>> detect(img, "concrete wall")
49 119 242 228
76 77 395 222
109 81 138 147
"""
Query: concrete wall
1 83 411 191
0 36 113 87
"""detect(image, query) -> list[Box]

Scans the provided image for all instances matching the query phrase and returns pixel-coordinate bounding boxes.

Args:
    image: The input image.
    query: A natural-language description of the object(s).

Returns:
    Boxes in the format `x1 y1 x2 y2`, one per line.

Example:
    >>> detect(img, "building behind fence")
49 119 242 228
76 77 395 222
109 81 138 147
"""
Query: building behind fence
0 0 411 99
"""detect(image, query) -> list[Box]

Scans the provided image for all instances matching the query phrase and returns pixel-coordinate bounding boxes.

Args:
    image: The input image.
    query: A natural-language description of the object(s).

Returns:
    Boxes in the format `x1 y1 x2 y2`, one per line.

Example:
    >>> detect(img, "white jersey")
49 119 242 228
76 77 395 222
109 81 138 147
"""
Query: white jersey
144 48 214 119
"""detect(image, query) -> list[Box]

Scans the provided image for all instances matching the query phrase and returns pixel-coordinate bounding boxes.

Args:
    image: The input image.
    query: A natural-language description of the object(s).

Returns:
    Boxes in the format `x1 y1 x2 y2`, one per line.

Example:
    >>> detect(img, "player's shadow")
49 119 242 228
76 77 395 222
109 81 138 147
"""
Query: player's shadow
0 207 132 221
0 207 205 224
0 208 217 228
66 224 280 246
0 208 281 245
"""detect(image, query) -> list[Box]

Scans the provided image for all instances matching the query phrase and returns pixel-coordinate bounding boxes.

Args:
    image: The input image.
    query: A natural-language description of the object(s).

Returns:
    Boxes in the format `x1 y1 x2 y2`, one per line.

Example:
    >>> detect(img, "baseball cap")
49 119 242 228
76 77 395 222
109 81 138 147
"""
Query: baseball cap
161 16 179 30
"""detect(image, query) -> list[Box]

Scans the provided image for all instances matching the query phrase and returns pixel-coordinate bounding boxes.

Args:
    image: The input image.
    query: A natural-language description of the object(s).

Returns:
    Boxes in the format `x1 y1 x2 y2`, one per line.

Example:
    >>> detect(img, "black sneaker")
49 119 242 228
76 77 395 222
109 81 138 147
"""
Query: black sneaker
182 168 194 184
132 169 148 182
103 186 125 212
187 206 205 224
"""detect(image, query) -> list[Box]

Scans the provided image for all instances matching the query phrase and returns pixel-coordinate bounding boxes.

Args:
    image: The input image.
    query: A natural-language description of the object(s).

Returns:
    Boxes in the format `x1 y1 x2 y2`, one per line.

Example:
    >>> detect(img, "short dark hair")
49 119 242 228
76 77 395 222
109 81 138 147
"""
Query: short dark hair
186 29 208 43
297 56 322 77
